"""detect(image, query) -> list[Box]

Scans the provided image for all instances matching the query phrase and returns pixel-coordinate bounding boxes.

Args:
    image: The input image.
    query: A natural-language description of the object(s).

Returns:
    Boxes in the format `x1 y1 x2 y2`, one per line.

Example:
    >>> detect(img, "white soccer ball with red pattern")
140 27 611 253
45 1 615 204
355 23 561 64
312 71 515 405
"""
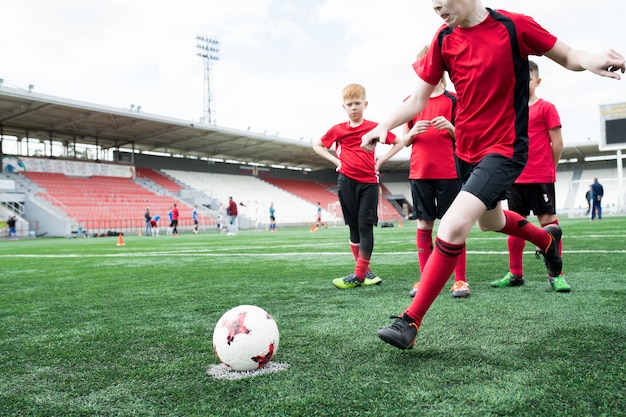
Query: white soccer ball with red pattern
212 305 280 372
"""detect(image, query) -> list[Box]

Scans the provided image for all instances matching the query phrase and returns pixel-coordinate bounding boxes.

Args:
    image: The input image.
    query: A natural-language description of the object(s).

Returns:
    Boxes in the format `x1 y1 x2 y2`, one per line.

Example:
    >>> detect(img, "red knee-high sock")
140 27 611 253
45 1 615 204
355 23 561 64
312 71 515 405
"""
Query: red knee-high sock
508 235 525 277
416 229 433 274
499 210 551 250
405 238 465 326
350 241 359 261
454 245 467 282
354 257 370 280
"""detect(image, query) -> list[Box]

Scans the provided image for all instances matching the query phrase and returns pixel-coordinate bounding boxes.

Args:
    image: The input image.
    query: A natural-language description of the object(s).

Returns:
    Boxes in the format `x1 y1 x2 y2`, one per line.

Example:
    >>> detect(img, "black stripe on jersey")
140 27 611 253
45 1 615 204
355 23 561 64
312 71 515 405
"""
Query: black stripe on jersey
486 8 530 163
442 90 457 125
436 26 455 75
442 89 458 155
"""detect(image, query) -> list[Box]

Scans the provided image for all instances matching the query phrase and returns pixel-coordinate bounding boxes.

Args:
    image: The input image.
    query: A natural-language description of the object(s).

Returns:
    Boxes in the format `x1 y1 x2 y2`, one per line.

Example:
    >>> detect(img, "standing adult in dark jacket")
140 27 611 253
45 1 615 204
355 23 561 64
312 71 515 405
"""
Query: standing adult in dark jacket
590 178 604 221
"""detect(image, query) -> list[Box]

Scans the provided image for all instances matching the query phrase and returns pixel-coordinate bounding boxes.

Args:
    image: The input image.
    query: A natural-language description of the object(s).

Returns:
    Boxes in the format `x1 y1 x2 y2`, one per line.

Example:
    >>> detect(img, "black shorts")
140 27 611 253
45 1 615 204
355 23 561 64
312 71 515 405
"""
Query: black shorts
458 154 526 210
507 183 556 216
337 173 378 226
410 179 461 221
269 216 276 221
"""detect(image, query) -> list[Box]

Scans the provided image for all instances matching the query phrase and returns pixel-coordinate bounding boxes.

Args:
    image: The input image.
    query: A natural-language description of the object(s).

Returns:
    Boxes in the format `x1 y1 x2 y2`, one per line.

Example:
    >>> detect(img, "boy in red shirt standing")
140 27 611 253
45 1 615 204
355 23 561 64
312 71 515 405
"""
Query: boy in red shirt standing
363 0 624 350
314 83 403 288
404 45 469 299
491 60 570 292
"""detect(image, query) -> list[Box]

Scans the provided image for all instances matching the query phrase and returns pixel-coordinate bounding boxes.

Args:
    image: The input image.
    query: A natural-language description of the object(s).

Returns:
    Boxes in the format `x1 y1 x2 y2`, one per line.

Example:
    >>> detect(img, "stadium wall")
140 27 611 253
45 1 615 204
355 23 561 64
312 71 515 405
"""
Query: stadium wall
129 153 338 183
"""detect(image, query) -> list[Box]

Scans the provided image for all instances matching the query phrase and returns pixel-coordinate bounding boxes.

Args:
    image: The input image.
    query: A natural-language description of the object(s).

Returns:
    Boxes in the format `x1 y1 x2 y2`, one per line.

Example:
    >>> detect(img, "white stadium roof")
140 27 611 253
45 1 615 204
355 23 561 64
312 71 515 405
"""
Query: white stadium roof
0 86 617 172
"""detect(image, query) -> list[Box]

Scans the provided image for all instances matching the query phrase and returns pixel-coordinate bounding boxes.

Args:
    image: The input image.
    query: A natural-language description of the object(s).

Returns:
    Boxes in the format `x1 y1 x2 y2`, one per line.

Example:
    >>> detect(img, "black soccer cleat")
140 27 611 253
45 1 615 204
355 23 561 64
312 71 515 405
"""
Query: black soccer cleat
377 313 419 350
535 225 562 277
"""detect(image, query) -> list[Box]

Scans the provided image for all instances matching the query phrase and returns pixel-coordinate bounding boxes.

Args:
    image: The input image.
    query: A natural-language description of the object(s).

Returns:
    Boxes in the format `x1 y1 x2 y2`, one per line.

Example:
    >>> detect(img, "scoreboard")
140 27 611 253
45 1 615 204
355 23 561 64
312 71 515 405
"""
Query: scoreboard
600 102 626 151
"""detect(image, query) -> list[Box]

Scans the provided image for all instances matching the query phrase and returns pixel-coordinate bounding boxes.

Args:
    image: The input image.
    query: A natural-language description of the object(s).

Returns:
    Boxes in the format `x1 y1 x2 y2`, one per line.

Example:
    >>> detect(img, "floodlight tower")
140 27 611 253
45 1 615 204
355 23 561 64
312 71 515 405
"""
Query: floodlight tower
196 35 220 124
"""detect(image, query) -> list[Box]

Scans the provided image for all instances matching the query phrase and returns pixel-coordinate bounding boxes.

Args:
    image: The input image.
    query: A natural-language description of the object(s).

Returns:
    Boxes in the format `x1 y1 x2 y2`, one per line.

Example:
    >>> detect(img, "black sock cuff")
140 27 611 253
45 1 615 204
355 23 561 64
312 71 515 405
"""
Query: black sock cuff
435 237 465 257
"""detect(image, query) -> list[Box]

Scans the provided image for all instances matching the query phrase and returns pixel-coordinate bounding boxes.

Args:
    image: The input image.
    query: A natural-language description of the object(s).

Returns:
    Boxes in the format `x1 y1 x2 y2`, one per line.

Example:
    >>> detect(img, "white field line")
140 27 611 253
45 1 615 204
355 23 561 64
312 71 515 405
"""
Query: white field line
2 249 625 258
1 234 624 258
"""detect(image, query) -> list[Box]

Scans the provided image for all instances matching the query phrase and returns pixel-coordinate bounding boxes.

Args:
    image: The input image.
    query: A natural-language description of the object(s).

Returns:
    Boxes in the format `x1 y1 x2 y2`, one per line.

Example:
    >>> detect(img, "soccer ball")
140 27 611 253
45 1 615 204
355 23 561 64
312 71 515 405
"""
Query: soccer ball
212 305 280 372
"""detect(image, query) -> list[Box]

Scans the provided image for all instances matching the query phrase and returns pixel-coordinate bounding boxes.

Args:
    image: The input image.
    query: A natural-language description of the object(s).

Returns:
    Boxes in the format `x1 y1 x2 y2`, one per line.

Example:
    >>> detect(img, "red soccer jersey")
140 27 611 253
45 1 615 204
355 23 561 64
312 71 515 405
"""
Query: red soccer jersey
515 98 561 183
414 9 557 164
320 119 397 183
227 200 237 216
408 91 458 180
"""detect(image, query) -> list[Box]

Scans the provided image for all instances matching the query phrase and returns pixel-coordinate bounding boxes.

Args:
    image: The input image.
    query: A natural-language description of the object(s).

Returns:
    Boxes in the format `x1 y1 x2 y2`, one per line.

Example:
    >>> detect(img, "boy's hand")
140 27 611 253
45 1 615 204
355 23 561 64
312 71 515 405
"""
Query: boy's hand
362 126 386 152
585 49 625 79
431 116 452 131
409 120 431 137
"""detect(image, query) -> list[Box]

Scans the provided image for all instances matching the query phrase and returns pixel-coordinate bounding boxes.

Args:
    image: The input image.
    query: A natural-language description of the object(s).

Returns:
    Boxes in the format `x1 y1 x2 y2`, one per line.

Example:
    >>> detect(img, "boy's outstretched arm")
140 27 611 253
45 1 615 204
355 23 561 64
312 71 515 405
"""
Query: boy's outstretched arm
361 77 435 152
546 40 625 79
313 138 341 170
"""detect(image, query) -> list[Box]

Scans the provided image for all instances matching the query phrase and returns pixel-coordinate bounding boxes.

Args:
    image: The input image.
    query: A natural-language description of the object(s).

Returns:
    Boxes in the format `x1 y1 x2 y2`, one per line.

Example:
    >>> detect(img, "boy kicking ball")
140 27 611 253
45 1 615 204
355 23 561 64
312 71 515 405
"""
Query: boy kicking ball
362 0 624 350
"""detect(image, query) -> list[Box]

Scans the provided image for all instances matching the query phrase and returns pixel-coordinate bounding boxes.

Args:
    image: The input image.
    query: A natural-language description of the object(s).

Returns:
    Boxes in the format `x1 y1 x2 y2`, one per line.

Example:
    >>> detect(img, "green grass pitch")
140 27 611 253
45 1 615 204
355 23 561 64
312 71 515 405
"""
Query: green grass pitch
1 217 625 416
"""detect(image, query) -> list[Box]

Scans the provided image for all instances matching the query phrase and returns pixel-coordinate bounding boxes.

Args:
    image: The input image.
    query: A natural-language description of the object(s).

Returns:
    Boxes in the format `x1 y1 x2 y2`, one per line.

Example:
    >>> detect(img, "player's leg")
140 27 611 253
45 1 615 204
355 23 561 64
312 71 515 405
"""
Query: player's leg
491 184 527 287
348 224 360 262
377 190 483 349
478 194 558 265
378 156 500 349
397 193 482 312
412 180 437 272
409 179 436 297
355 222 376 281
449 246 470 297
409 218 434 297
357 183 381 285
472 158 562 278
436 179 470 297
416 223 434 274
536 183 570 292
377 155 560 349
333 174 364 288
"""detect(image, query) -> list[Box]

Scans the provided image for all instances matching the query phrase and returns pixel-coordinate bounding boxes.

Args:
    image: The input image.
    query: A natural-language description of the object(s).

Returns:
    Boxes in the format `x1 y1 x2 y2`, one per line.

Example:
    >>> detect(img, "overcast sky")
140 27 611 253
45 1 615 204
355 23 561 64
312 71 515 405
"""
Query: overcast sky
2 0 625 153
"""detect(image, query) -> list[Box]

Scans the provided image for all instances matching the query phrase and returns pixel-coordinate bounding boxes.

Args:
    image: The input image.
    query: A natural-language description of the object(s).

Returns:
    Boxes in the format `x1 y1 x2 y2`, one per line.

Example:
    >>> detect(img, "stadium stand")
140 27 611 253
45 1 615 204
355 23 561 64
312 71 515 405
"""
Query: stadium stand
381 181 412 219
161 170 342 226
382 182 411 203
20 171 197 234
260 178 339 213
136 167 185 194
